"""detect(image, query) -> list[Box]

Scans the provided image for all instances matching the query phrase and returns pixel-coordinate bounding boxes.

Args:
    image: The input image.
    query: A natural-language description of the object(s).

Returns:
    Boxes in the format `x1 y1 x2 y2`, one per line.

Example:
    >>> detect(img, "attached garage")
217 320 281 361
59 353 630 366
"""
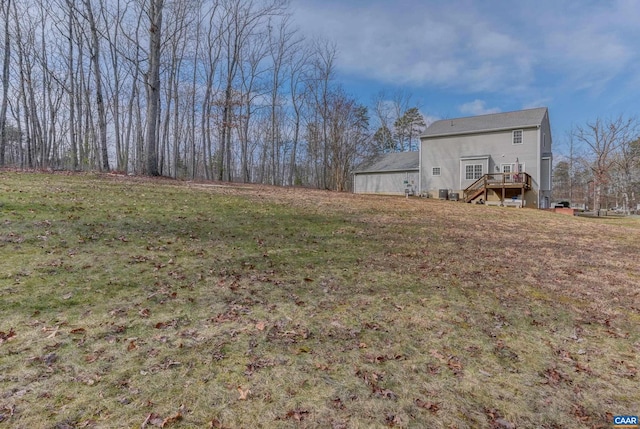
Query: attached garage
353 152 419 195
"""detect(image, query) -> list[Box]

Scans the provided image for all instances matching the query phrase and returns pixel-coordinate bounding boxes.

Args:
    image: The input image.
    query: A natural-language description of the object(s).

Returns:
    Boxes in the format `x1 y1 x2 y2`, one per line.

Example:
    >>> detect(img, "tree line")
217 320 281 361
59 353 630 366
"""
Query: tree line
0 0 427 191
3 0 637 204
553 116 640 213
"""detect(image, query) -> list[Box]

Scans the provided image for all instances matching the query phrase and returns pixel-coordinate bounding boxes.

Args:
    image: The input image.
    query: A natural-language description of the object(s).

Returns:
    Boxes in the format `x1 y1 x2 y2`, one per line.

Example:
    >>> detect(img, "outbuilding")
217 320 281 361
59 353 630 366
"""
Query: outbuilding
353 151 419 195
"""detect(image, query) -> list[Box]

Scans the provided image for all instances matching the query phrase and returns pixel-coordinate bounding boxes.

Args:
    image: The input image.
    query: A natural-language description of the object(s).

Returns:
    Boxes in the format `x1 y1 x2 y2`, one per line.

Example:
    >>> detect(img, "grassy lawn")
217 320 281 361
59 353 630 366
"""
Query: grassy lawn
1 172 638 428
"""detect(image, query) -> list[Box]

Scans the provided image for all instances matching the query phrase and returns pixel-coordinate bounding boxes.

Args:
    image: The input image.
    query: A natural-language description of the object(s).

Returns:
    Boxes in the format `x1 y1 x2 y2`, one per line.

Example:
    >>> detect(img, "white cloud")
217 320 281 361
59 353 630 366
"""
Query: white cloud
292 1 533 92
421 113 440 127
293 0 640 97
458 100 501 116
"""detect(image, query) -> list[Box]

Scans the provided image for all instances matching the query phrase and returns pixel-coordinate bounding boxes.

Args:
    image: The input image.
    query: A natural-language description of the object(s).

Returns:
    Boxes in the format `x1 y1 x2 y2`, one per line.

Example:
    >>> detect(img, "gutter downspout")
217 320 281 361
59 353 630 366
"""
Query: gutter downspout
536 125 541 209
418 137 422 195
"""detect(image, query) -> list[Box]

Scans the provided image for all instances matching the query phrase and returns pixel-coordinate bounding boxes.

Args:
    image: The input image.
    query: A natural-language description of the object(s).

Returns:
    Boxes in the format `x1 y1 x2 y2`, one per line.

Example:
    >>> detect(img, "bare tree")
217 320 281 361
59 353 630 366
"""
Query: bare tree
286 40 310 186
265 14 297 185
326 89 369 191
573 116 636 211
145 0 164 176
0 0 10 166
237 32 268 183
307 38 336 188
612 133 640 213
371 90 412 152
199 0 223 180
82 0 109 171
99 0 129 172
11 0 35 167
216 0 287 182
1 0 382 191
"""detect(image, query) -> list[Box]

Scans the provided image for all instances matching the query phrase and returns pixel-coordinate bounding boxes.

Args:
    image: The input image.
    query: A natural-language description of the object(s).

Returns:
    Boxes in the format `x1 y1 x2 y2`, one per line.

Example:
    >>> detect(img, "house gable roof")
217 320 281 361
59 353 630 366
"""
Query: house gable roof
422 107 548 138
354 151 419 174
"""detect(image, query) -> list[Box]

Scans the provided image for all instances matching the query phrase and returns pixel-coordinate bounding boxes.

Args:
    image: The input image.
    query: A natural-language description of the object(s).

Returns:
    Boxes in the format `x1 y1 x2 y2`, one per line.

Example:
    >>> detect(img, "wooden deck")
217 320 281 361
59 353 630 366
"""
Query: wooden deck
464 172 531 205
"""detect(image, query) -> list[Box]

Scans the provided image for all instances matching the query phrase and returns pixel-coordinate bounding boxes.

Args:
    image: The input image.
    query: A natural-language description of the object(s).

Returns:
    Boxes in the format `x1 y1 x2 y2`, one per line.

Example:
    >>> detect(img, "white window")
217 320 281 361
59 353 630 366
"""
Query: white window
501 164 511 173
512 129 523 145
432 167 441 176
465 164 483 180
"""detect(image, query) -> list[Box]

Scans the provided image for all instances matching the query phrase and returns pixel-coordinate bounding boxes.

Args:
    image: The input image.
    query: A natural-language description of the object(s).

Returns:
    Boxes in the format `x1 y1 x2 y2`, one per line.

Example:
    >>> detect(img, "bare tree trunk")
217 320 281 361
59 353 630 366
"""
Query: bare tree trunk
83 0 109 171
100 0 125 171
200 4 222 180
145 0 163 176
310 40 336 189
0 0 10 166
13 2 37 168
189 6 205 179
77 42 88 168
64 0 78 169
287 44 308 186
267 17 294 186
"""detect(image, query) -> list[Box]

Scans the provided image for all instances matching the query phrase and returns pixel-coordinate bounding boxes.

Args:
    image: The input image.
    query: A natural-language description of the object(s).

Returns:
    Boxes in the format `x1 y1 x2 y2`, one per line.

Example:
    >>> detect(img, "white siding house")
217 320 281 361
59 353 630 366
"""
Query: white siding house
419 107 553 208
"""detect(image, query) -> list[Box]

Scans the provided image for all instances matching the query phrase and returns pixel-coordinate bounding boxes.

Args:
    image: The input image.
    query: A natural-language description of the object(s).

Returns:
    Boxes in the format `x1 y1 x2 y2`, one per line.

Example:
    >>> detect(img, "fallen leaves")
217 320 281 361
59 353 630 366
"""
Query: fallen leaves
42 325 60 339
208 418 230 429
244 357 279 376
385 413 403 427
0 404 16 422
0 328 16 344
266 320 310 344
446 356 464 376
285 409 310 422
84 354 99 363
430 349 464 376
541 366 570 386
210 305 249 324
570 403 592 424
355 368 398 400
414 398 440 413
237 387 251 401
364 353 404 364
611 359 638 379
3 173 640 428
154 320 178 330
429 349 446 362
485 408 515 429
141 411 182 428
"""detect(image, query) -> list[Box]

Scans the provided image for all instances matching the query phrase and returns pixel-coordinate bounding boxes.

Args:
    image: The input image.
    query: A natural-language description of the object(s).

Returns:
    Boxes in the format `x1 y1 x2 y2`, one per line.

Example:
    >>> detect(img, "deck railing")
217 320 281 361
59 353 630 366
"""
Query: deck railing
463 172 531 202
485 172 531 186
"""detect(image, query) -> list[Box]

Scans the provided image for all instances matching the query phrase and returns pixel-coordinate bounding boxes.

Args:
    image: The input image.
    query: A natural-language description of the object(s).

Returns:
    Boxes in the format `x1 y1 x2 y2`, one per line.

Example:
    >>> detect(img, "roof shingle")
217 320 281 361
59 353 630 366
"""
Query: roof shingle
354 151 419 173
422 107 548 138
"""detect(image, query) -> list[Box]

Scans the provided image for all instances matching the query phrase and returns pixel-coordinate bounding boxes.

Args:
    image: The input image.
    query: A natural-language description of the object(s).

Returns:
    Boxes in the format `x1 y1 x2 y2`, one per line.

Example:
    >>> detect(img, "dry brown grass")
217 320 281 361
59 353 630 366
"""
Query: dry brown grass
0 172 639 428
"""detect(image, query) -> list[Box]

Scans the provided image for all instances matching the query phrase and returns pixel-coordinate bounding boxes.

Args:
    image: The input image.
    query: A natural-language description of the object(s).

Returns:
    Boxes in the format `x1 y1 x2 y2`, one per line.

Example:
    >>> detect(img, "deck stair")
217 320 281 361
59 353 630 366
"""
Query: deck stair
463 172 531 204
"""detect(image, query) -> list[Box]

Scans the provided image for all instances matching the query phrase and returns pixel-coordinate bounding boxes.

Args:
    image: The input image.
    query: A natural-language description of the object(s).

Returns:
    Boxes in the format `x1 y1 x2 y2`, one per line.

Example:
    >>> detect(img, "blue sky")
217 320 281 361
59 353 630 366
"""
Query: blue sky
292 0 640 155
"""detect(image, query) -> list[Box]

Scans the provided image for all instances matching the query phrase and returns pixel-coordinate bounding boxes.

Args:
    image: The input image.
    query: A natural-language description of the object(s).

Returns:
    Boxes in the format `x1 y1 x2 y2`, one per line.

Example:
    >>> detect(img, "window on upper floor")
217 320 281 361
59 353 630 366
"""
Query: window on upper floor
512 129 523 145
432 167 441 176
